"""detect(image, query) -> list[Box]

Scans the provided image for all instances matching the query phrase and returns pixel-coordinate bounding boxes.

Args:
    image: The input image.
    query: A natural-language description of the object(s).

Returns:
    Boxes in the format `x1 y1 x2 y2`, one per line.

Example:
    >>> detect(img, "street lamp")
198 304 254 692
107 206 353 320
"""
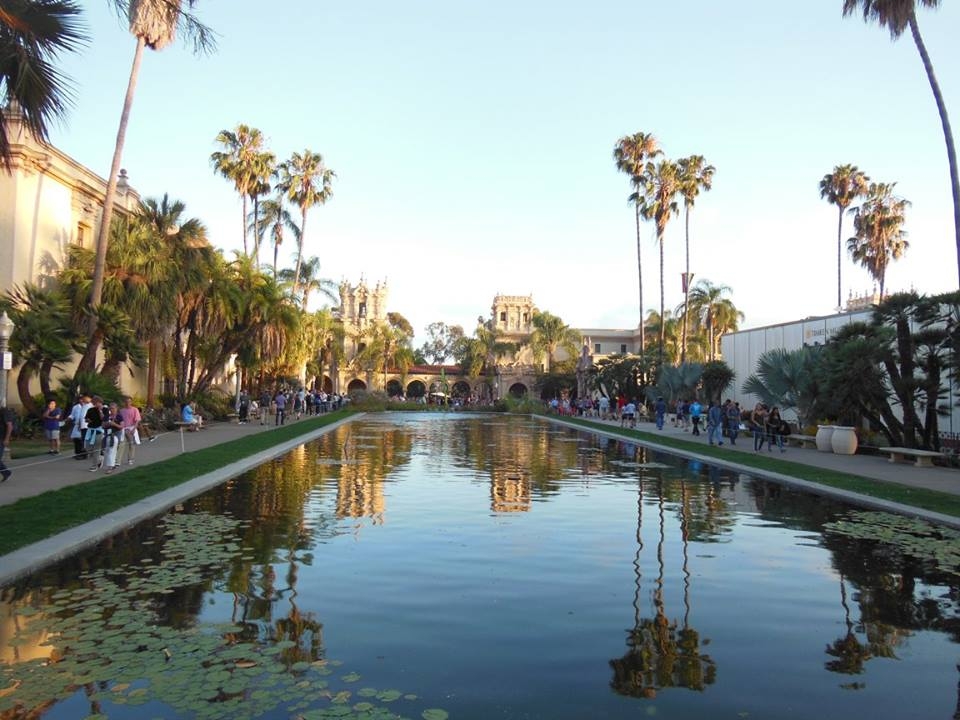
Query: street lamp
0 311 14 409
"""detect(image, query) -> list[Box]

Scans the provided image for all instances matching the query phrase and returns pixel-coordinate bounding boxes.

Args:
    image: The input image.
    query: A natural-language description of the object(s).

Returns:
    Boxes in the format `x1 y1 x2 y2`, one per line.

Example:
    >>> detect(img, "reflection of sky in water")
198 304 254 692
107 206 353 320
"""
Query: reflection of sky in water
1 414 958 720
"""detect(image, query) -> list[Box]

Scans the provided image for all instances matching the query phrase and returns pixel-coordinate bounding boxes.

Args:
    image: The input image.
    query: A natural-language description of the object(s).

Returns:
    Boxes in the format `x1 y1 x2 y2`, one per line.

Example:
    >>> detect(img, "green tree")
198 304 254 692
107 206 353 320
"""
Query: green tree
529 310 581 374
276 149 335 294
676 155 715 363
278 255 336 311
254 194 300 276
0 0 85 166
742 347 822 428
419 321 464 364
614 131 661 356
638 158 681 366
210 124 272 257
842 0 959 288
687 280 742 361
820 164 870 309
86 0 214 372
847 182 910 299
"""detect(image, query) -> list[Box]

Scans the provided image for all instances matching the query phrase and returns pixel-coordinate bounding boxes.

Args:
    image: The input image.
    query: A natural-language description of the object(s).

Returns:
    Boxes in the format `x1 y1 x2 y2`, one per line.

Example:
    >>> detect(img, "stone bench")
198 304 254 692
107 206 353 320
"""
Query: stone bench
786 434 817 449
877 446 946 468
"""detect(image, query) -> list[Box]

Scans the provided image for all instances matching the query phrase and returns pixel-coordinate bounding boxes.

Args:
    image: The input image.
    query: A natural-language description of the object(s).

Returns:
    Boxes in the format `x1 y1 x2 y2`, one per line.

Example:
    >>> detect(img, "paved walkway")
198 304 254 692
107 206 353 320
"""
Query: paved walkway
0 414 316 507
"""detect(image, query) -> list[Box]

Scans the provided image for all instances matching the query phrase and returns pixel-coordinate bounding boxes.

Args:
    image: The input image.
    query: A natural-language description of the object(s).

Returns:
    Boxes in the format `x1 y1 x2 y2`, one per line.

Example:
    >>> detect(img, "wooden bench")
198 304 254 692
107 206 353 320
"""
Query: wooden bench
786 434 817 449
877 446 946 468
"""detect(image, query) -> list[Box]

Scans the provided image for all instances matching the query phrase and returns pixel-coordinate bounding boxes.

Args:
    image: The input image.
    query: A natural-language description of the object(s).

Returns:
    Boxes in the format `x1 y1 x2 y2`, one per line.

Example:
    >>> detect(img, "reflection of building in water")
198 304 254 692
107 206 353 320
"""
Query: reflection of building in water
491 467 531 512
0 592 53 664
336 470 386 522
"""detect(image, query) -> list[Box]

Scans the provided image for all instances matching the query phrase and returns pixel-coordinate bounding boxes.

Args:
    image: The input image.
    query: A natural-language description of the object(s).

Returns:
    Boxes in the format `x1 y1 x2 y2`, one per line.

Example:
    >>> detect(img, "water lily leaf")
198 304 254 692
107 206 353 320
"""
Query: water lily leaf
422 710 449 720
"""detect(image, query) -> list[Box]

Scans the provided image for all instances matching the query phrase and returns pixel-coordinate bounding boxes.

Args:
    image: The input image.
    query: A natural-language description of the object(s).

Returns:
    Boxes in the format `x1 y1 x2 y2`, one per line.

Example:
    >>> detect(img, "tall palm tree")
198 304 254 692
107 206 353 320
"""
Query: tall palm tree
842 0 959 289
614 132 661 356
820 164 870 309
248 154 274 268
638 158 681 367
279 255 337 311
529 310 581 374
85 0 214 372
276 150 335 294
676 155 715 363
210 124 272 257
0 0 85 166
253 195 300 276
847 182 911 298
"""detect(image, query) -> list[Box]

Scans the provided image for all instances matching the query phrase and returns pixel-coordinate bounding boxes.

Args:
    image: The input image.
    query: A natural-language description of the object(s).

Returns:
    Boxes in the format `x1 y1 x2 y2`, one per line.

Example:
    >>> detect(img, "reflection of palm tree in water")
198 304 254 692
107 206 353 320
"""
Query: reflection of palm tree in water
825 574 872 678
610 473 716 698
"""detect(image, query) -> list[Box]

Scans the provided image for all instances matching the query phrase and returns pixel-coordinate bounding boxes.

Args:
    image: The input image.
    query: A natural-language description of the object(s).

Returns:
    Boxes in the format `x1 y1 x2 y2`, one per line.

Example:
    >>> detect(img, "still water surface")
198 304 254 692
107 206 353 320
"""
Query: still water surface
1 414 959 719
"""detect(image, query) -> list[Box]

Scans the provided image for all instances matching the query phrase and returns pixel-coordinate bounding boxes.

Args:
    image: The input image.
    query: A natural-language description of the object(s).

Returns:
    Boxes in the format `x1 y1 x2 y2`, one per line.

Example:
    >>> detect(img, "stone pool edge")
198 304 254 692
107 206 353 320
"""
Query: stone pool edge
0 414 361 587
546 415 960 531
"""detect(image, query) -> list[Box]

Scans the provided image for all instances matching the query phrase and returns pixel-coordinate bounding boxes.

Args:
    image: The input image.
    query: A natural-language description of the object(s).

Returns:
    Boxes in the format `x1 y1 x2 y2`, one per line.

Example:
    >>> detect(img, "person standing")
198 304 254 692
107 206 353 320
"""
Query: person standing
69 394 92 460
274 389 287 425
41 398 63 454
118 396 142 465
707 401 724 446
101 402 124 472
0 405 13 482
690 398 703 436
238 389 250 424
767 406 786 453
259 389 272 425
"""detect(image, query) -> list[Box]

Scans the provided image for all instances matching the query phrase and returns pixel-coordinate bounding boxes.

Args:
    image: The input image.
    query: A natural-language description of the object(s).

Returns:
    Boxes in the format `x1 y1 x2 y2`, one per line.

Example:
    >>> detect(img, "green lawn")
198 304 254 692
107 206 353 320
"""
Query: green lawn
559 416 960 519
0 411 353 556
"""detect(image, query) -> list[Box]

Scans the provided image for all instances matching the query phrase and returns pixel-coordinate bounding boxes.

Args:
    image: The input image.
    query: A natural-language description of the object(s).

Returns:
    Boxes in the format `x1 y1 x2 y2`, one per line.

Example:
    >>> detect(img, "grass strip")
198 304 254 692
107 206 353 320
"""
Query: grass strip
560 416 960 519
0 411 353 556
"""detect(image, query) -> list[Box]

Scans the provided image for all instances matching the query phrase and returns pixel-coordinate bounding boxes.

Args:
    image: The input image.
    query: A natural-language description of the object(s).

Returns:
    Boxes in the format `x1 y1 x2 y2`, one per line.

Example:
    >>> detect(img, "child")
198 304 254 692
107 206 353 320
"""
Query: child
41 399 63 455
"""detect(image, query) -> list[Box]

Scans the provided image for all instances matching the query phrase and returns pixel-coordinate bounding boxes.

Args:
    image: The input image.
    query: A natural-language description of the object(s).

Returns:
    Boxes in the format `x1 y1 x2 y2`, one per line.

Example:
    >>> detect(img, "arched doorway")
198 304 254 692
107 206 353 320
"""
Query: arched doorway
452 381 471 399
407 380 426 398
347 379 367 393
508 383 528 398
386 379 403 397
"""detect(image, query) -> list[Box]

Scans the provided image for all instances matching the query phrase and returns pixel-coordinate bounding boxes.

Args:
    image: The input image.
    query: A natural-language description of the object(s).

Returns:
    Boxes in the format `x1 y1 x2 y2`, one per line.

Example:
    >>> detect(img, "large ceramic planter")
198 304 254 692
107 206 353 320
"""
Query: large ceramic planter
831 426 858 455
815 425 834 453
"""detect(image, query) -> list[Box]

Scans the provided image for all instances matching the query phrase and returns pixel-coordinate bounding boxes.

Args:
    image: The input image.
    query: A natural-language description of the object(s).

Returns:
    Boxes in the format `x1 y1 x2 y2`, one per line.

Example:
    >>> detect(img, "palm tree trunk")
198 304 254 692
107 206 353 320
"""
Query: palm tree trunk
252 194 261 269
909 12 960 289
241 194 249 257
84 36 146 374
146 338 158 408
658 231 665 368
634 202 644 356
681 206 690 363
294 208 306 297
836 207 844 310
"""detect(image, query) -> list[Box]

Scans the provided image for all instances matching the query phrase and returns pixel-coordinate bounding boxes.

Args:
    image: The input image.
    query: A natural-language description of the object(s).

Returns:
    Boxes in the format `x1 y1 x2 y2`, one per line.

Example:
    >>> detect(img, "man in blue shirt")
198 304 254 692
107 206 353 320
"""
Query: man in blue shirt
689 399 703 436
707 401 724 446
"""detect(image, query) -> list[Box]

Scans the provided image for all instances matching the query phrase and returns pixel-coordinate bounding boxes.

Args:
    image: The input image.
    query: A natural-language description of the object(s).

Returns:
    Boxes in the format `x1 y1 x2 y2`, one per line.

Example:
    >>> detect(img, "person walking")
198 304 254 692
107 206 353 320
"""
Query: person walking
259 389 272 425
238 389 250 424
725 400 741 446
707 401 724 446
767 406 787 453
101 402 124 472
85 397 108 471
0 405 13 482
654 397 667 430
41 398 63 455
690 398 703 436
751 402 768 452
118 396 142 465
274 390 287 426
69 394 92 460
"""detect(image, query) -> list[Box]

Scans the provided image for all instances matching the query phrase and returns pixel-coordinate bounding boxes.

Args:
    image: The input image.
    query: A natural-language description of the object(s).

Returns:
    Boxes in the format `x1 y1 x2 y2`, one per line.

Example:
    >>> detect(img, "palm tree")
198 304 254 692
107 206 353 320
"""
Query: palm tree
638 158 681 367
210 124 272 257
820 164 870 309
842 0 959 289
614 132 661 356
278 256 337 311
529 311 581 374
85 0 214 372
847 182 910 298
677 155 715 363
276 150 335 294
254 195 300 276
687 280 742 361
0 0 85 166
248 154 274 268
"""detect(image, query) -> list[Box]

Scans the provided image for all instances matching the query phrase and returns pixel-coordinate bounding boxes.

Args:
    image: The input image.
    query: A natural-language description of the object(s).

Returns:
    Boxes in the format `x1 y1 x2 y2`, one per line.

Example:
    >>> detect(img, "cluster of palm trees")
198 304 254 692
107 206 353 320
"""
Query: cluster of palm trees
820 165 910 301
613 132 717 366
211 124 335 299
2 195 346 415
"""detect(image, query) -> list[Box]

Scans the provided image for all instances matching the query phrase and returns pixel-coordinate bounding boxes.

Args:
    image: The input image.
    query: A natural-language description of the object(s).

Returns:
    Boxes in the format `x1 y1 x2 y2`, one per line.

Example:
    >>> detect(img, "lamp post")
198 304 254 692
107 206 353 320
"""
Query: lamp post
0 311 14 409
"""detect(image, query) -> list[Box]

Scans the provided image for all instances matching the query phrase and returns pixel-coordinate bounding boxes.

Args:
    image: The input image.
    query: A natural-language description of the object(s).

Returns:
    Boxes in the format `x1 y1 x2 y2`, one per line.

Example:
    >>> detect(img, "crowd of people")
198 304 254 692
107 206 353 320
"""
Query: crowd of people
239 387 346 427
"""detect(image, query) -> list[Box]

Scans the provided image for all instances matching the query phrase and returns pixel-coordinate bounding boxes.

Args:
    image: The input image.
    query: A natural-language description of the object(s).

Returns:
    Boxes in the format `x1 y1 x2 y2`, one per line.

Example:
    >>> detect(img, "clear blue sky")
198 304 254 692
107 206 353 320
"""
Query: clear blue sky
49 0 960 343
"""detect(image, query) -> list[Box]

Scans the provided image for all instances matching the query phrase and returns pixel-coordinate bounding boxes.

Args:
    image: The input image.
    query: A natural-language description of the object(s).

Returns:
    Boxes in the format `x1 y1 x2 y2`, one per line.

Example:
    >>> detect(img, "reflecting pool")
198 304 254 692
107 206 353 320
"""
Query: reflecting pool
2 414 959 719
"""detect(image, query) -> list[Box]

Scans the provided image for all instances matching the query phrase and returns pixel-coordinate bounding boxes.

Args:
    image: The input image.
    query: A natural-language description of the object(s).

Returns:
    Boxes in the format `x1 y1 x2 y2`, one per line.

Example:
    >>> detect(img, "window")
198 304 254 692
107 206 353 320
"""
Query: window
522 313 528 324
357 343 366 354
620 344 627 353
500 311 506 322
594 343 601 353
76 224 86 247
358 302 366 318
